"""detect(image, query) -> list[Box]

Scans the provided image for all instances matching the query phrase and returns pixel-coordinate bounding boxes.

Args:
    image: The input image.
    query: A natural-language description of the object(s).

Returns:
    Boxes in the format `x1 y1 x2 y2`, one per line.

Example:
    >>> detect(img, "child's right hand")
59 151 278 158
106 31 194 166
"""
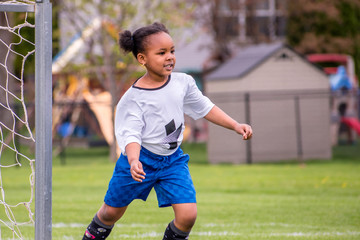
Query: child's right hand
235 123 253 140
130 160 146 182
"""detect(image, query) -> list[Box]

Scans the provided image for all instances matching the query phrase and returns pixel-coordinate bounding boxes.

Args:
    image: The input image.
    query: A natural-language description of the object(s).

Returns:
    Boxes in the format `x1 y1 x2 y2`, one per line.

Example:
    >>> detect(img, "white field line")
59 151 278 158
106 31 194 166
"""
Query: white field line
109 231 360 239
6 222 360 239
55 223 360 239
268 231 360 237
51 231 360 240
50 222 320 229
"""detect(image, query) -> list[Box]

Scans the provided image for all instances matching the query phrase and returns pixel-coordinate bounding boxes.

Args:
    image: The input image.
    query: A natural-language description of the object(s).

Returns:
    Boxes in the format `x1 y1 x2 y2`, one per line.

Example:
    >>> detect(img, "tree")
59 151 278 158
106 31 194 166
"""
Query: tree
56 0 195 160
286 0 360 79
189 0 288 70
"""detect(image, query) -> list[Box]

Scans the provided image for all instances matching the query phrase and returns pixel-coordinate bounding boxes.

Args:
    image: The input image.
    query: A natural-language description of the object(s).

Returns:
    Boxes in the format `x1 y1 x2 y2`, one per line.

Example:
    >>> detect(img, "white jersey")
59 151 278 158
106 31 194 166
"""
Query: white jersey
115 72 214 156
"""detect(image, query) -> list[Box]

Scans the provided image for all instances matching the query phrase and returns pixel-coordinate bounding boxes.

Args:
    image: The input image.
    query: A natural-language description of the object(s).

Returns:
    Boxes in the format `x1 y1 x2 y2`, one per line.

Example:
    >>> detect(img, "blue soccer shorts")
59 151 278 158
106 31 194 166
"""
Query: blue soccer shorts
104 146 196 208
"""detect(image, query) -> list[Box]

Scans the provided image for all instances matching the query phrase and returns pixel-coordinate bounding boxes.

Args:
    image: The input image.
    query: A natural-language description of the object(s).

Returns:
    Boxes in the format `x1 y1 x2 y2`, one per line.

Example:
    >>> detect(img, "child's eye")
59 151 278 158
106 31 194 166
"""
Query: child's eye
171 50 175 54
158 52 165 55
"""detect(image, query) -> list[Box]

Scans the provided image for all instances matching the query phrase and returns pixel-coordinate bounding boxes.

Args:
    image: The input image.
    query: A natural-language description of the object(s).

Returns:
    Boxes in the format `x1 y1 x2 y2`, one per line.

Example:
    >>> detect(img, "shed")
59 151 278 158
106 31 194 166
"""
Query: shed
205 43 332 164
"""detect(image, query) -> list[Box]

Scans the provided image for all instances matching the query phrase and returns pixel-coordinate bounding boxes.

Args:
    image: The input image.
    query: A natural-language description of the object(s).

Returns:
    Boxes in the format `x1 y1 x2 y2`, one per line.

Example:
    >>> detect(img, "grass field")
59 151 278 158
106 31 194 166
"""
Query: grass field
0 142 359 239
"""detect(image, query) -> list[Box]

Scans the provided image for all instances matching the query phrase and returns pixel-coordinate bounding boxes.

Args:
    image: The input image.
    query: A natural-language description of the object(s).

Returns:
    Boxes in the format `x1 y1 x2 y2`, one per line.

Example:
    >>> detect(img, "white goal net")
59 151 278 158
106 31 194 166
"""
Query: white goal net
0 1 38 239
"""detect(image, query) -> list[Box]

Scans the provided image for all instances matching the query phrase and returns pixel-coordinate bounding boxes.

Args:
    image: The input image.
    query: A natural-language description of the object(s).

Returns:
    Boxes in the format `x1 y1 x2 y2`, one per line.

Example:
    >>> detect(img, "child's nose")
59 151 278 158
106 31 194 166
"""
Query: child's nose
167 52 175 60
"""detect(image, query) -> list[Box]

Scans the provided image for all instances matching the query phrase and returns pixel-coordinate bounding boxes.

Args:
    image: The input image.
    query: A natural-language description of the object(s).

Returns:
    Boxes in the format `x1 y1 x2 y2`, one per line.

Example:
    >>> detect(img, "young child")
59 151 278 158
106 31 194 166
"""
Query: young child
82 22 252 240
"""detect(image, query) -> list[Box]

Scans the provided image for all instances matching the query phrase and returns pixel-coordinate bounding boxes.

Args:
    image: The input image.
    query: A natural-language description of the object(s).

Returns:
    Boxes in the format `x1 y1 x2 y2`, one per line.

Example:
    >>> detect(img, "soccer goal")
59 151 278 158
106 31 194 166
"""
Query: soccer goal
0 1 52 239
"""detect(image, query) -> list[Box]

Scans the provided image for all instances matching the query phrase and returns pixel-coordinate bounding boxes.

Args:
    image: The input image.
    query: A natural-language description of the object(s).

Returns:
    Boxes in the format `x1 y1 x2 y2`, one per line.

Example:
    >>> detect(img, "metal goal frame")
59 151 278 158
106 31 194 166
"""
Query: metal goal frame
0 1 53 239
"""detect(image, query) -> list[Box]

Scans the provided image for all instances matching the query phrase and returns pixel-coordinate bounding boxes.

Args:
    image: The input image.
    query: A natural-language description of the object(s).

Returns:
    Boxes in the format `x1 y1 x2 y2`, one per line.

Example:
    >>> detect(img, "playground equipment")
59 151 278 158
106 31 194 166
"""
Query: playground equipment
341 117 360 135
307 54 358 89
51 17 123 159
307 54 359 145
52 74 117 160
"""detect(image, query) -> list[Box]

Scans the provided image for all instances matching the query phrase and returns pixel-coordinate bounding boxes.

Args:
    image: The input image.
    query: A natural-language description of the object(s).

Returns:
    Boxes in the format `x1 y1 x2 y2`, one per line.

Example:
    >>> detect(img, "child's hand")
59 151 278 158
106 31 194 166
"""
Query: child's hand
235 123 253 140
130 160 146 182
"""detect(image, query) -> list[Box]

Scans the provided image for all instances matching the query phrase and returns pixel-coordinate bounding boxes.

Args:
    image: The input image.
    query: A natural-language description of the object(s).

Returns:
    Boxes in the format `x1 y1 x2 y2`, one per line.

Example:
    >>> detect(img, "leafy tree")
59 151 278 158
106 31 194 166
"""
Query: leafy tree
286 0 360 79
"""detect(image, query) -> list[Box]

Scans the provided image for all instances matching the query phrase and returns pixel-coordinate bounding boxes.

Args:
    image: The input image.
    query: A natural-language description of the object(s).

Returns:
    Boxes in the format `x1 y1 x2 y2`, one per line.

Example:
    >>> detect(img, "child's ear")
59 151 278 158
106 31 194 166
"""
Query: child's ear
137 53 146 66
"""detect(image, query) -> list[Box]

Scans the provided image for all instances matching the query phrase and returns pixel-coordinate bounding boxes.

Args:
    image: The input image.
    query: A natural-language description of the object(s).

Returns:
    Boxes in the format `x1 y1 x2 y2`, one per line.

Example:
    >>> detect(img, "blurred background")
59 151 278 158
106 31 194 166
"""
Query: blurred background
1 0 359 163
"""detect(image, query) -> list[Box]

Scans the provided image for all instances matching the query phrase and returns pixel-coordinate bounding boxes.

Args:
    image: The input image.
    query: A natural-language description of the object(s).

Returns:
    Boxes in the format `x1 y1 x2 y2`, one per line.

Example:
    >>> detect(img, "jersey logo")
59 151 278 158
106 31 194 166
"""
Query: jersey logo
162 119 182 150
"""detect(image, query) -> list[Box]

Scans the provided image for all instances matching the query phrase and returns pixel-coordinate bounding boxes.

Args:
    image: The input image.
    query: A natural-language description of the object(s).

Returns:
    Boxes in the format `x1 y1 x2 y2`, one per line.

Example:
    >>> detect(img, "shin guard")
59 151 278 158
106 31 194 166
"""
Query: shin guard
82 214 113 240
162 220 190 240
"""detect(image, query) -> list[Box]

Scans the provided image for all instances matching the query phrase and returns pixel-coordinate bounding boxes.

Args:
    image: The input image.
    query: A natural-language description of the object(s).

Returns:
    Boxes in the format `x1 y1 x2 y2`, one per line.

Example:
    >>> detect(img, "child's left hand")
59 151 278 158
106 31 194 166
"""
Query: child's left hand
235 123 253 140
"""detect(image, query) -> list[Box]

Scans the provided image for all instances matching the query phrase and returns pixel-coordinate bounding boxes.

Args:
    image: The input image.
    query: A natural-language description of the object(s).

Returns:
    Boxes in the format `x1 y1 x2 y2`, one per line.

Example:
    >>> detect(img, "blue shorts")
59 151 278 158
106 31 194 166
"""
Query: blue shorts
104 147 196 208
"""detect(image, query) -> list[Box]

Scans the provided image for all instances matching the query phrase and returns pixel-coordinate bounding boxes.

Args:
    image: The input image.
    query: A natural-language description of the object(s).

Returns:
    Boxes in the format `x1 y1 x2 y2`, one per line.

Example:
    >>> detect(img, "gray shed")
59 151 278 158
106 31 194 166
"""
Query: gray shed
205 43 332 164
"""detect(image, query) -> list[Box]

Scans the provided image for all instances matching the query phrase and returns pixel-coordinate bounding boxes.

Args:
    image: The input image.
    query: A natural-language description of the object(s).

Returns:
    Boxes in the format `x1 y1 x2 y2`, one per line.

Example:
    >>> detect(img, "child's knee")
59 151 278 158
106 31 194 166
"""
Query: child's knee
98 204 127 225
174 205 197 230
182 209 197 225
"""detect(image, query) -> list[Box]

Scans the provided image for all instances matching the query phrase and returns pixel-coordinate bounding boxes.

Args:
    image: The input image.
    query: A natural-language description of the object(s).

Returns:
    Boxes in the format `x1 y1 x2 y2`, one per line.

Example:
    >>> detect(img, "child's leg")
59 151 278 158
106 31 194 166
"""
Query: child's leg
82 203 127 240
172 203 197 232
97 203 128 225
163 203 197 240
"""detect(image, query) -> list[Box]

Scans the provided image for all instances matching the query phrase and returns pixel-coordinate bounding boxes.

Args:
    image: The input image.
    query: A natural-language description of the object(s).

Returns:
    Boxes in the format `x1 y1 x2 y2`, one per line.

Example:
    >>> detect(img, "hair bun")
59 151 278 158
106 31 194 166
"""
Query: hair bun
119 30 134 53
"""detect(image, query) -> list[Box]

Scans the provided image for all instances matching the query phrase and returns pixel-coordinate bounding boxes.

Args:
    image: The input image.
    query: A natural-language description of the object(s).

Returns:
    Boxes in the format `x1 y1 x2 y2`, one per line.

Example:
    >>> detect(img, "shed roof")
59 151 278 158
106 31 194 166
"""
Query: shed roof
206 42 285 81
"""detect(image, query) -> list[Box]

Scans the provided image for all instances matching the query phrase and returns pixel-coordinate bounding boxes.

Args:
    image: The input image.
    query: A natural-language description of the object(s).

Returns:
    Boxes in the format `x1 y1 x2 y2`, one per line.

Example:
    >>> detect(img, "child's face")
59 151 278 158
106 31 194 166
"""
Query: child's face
140 32 176 80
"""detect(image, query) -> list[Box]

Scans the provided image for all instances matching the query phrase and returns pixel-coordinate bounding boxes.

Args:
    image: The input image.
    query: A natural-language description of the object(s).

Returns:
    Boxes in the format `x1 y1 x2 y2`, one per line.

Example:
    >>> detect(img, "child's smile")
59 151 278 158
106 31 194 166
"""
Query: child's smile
164 63 174 71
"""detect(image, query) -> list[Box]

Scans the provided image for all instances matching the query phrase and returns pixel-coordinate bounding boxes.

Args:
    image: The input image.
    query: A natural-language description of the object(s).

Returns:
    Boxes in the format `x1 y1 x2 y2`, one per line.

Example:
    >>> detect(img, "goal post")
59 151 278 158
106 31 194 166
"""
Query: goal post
0 0 53 239
34 1 52 240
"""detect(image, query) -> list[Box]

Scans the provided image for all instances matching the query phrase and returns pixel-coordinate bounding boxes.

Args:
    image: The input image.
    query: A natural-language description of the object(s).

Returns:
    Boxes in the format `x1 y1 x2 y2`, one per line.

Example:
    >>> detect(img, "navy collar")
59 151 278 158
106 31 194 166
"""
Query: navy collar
132 75 171 91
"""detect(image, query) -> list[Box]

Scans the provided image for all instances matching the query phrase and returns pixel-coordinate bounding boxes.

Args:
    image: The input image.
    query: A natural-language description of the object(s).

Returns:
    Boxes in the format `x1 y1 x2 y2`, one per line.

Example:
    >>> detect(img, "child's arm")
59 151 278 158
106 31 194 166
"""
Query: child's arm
204 105 253 140
125 142 146 182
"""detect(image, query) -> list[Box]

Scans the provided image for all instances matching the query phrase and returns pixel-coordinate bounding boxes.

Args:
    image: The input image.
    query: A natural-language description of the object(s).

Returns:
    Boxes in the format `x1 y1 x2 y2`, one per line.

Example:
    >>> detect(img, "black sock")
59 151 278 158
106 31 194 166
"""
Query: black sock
162 220 190 240
82 214 114 240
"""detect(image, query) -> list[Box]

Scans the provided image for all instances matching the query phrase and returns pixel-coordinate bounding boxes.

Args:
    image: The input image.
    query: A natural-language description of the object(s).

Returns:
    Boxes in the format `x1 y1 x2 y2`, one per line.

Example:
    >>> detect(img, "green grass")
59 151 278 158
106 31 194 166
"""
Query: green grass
0 142 359 239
